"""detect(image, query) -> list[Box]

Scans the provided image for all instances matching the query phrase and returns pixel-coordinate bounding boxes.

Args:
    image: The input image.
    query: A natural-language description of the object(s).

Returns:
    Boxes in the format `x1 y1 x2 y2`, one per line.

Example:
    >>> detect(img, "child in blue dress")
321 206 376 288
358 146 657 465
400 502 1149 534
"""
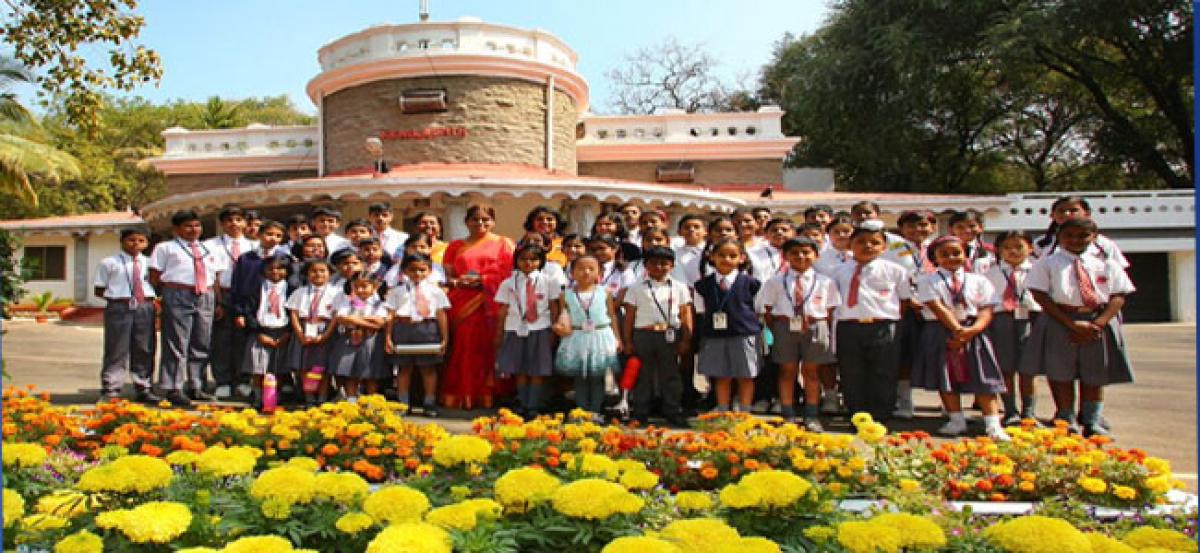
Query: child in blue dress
554 255 622 421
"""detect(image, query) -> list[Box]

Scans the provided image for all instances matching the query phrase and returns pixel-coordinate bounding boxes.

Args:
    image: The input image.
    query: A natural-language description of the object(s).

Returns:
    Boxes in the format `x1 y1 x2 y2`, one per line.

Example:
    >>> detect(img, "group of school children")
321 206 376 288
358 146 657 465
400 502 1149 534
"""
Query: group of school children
95 195 1135 439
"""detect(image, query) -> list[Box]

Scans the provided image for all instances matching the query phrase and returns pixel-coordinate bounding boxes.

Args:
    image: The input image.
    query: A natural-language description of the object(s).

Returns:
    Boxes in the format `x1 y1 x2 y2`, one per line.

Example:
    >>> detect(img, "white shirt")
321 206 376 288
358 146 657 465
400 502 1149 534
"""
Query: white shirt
692 269 742 314
623 276 691 328
383 263 446 288
916 268 996 321
748 243 786 280
814 247 852 278
1025 249 1135 307
94 252 156 299
385 279 450 322
495 270 562 331
756 268 841 319
882 237 933 277
832 259 909 321
672 243 706 286
1034 233 1130 268
543 261 568 292
599 260 624 297
963 241 996 274
984 260 1042 314
620 261 646 291
334 295 389 333
203 235 256 289
255 280 291 329
377 228 409 258
285 283 339 321
322 233 351 257
149 239 225 288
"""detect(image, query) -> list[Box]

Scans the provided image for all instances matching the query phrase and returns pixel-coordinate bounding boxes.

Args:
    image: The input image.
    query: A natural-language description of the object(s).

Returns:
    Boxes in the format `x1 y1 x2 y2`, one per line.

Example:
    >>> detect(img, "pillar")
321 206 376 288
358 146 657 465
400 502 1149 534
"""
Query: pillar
1169 250 1195 322
444 198 469 242
72 233 89 304
567 198 599 237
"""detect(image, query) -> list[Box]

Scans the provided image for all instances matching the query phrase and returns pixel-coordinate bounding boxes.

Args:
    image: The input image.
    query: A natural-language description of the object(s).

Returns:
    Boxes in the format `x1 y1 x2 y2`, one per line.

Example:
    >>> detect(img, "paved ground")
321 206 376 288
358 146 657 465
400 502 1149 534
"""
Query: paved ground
2 319 1195 489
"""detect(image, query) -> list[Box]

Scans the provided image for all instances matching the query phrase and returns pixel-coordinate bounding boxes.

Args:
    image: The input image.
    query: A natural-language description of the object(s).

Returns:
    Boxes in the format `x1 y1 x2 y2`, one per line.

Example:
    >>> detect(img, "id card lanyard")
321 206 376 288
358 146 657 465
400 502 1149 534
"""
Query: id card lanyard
785 271 816 317
512 272 538 335
937 270 967 321
647 279 675 326
576 289 597 331
1002 265 1029 318
711 273 735 330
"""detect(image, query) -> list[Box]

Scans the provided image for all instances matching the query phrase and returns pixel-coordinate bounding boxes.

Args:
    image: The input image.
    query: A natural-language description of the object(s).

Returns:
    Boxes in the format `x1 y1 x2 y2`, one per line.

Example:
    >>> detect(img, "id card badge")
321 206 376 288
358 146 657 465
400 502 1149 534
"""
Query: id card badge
515 321 530 337
664 327 677 344
789 316 805 333
1014 307 1029 320
712 312 728 330
304 322 320 339
582 320 596 332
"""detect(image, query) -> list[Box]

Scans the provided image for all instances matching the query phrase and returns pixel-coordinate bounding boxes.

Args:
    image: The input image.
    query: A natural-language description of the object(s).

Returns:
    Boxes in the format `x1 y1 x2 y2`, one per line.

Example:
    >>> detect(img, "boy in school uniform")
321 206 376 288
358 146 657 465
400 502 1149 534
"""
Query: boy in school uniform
244 209 263 246
368 202 409 258
94 227 162 404
832 220 910 422
150 210 227 408
280 214 312 257
881 210 937 419
622 246 694 427
803 204 834 231
205 205 256 400
748 218 795 280
229 220 289 399
313 207 351 256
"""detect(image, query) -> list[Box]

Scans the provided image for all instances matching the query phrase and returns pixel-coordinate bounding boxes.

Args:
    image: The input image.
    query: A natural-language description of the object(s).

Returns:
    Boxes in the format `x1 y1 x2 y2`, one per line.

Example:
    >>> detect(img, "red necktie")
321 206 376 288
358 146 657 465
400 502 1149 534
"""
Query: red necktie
948 271 964 306
793 274 806 311
130 256 146 305
268 285 281 317
190 242 208 294
719 277 731 291
230 238 241 261
846 264 863 307
1002 269 1020 311
307 287 323 323
1075 258 1102 309
524 277 538 323
415 284 431 318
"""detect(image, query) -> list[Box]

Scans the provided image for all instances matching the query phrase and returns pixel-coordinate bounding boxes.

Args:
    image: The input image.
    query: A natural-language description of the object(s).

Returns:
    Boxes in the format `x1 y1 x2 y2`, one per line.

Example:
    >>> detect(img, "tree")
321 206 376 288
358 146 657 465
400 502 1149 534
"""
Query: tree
0 58 78 206
2 0 162 135
605 37 755 114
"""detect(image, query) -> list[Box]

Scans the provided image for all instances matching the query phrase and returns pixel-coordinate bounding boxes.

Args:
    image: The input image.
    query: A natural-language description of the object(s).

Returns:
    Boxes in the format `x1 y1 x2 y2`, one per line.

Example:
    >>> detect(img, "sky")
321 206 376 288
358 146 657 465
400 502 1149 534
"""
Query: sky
25 0 832 116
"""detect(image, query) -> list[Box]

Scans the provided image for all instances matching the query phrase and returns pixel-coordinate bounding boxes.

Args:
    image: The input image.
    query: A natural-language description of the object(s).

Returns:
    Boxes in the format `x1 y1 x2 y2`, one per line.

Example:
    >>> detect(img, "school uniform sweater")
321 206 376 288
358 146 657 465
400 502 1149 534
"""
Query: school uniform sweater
693 272 761 338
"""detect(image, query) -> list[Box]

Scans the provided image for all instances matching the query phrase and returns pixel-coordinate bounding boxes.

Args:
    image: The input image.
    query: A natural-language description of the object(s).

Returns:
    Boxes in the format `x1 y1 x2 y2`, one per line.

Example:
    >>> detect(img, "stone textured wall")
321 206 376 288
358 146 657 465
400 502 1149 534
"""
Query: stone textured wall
578 159 783 185
323 76 577 174
165 170 318 196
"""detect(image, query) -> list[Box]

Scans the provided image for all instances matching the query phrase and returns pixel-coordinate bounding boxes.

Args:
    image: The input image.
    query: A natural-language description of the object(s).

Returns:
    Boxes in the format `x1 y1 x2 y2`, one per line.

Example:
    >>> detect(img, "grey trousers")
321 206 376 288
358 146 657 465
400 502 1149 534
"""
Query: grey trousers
158 287 214 391
207 302 246 387
101 300 156 393
836 321 899 421
631 330 683 418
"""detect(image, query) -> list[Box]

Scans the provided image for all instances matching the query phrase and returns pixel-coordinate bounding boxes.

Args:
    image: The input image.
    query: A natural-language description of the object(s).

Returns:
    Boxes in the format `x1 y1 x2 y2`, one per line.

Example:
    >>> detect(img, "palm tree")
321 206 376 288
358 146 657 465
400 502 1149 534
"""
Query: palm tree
0 59 79 207
195 96 244 129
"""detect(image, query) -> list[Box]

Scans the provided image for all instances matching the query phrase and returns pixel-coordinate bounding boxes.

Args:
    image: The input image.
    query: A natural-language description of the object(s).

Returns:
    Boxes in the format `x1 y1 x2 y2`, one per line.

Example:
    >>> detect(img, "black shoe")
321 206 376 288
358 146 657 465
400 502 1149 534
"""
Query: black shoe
665 416 690 429
135 390 163 404
422 405 440 418
189 389 217 402
166 392 193 408
1082 424 1111 439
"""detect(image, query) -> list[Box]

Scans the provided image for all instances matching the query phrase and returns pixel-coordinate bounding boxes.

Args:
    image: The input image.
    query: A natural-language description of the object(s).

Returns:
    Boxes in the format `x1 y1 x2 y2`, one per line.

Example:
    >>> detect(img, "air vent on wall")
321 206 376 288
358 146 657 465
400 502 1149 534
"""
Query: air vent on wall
399 89 449 114
656 162 695 183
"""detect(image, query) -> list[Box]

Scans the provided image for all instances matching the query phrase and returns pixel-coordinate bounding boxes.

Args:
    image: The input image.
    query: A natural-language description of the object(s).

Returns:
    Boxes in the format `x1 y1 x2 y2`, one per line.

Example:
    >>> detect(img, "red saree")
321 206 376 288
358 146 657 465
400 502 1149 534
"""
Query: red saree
440 234 515 409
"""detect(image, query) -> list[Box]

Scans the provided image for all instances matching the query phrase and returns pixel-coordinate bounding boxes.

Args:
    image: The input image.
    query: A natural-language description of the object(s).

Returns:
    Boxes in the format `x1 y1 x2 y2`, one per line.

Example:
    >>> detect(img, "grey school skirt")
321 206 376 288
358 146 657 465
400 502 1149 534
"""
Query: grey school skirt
497 328 555 377
698 335 759 379
987 312 1035 375
244 327 290 375
329 330 387 379
1019 310 1133 386
911 320 1006 394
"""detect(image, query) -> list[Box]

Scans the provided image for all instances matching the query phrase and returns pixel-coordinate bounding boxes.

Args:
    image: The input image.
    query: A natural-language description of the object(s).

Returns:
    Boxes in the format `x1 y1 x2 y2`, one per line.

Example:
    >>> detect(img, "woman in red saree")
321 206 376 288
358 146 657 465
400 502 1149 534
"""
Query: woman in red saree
441 204 515 409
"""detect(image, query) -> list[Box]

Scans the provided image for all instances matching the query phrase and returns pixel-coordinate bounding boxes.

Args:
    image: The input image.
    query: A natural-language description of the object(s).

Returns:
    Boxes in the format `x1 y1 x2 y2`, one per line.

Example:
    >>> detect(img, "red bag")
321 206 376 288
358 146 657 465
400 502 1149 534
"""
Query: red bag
620 356 642 391
946 346 969 385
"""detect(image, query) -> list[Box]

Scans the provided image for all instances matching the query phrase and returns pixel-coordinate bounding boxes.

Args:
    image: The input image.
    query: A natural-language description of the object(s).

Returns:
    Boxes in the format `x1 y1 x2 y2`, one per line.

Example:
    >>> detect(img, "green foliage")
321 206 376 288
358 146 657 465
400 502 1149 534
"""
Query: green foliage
759 0 1193 193
0 229 26 317
29 290 54 313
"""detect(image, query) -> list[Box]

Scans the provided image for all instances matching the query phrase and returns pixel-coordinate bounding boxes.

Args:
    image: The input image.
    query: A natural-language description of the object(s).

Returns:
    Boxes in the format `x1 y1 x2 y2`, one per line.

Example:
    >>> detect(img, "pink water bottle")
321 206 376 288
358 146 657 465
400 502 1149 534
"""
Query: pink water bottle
262 373 278 413
303 365 324 395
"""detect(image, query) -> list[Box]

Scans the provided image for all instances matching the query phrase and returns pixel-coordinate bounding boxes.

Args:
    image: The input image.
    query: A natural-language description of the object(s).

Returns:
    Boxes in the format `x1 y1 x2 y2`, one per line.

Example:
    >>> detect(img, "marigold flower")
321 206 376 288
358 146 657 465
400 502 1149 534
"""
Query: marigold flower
984 516 1090 553
601 536 682 553
3 443 48 468
334 512 374 534
362 485 430 524
551 478 644 519
53 530 103 553
837 521 901 553
1121 527 1196 551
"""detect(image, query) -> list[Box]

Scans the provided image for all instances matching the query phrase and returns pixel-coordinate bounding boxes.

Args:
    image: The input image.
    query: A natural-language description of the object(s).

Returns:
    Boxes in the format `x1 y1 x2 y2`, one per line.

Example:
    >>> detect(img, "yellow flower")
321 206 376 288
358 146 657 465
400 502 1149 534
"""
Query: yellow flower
53 530 103 553
1122 527 1198 551
674 491 714 513
551 478 644 520
837 521 901 553
722 536 782 553
195 445 259 477
803 525 836 543
4 488 25 527
1077 476 1108 494
576 453 621 480
334 512 374 534
35 491 90 519
850 412 874 428
620 469 660 491
856 422 887 443
1146 475 1174 494
250 466 317 505
21 513 69 532
176 549 220 553
660 518 744 551
3 443 47 468
602 536 682 553
1111 485 1138 501
362 485 430 524
113 501 193 544
1018 481 1037 493
222 535 300 553
1085 533 1136 553
870 513 946 549
261 497 292 520
718 470 813 510
425 498 502 530
494 467 561 513
285 456 320 472
898 479 921 493
1145 457 1172 476
76 455 173 494
983 516 1090 553
431 435 493 467
314 472 370 504
165 450 199 466
366 522 451 553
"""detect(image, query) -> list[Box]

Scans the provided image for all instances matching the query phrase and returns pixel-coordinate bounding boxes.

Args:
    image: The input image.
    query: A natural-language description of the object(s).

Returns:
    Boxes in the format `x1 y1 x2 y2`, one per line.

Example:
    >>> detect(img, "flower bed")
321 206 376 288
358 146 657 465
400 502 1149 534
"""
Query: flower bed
2 387 1196 552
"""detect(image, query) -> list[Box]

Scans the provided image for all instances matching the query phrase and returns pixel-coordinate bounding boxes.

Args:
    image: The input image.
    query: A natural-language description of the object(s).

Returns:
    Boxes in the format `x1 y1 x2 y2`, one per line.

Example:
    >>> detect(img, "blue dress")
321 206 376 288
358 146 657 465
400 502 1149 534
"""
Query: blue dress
555 288 619 378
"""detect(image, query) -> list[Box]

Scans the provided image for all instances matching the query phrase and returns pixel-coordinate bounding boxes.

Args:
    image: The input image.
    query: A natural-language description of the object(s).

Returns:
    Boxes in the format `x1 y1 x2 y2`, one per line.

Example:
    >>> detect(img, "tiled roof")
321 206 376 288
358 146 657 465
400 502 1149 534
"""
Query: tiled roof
0 211 145 230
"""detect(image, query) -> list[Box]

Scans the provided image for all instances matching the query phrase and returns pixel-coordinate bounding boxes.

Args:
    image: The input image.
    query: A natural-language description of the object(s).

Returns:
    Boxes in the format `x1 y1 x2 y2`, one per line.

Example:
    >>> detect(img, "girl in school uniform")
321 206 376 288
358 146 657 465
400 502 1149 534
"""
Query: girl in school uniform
620 229 672 298
693 238 761 412
494 244 563 417
815 214 856 277
287 235 327 290
329 272 390 403
384 233 447 289
591 210 640 264
286 259 339 406
238 256 292 410
948 210 996 273
385 254 450 418
984 231 1042 426
1023 218 1135 437
755 237 841 430
832 221 910 422
911 235 1009 440
588 234 627 299
554 255 622 421
672 214 708 287
1033 196 1129 268
518 232 567 292
558 233 586 291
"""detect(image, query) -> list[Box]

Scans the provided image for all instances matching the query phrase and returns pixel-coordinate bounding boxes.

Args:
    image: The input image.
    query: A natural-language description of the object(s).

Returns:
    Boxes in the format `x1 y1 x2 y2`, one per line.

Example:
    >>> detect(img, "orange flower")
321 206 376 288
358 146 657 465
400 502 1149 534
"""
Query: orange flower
404 457 420 470
744 459 759 470
140 443 163 457
546 456 560 468
43 434 62 446
701 466 719 479
974 480 993 492
321 444 340 457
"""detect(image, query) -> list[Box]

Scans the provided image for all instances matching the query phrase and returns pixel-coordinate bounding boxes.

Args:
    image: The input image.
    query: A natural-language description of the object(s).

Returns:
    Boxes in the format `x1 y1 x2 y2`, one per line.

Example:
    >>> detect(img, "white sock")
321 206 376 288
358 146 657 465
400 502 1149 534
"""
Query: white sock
983 414 1002 430
949 411 967 425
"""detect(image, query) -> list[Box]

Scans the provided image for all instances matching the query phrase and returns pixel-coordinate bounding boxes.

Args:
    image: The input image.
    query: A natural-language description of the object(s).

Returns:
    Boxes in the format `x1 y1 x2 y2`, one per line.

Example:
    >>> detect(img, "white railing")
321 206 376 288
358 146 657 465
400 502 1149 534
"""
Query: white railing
316 17 579 73
989 190 1195 230
160 124 319 158
577 106 789 144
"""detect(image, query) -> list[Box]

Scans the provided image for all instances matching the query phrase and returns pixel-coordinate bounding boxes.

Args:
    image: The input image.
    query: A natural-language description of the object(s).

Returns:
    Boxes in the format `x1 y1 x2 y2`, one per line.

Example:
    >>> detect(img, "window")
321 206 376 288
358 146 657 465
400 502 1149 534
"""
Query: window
22 246 66 280
399 88 448 114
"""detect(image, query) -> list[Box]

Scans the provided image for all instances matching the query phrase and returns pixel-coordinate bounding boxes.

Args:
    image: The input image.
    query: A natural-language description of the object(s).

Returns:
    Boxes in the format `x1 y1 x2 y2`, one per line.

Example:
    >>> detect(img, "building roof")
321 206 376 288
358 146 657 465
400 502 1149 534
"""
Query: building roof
0 211 145 232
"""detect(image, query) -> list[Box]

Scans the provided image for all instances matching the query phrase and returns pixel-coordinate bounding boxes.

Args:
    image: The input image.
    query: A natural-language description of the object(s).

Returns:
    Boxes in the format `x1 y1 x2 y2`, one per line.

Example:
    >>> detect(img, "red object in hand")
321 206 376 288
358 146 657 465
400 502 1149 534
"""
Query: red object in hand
620 356 642 391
